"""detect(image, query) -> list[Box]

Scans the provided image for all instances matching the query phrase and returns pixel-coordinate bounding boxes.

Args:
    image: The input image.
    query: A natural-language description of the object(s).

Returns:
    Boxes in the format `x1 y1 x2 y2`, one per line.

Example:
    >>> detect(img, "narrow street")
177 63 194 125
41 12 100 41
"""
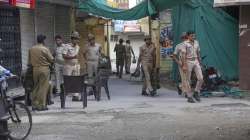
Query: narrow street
28 76 250 140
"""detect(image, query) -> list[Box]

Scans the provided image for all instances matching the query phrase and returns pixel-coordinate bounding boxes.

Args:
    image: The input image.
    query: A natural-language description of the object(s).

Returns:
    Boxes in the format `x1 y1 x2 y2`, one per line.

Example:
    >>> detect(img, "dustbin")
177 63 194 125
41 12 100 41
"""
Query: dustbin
0 99 9 140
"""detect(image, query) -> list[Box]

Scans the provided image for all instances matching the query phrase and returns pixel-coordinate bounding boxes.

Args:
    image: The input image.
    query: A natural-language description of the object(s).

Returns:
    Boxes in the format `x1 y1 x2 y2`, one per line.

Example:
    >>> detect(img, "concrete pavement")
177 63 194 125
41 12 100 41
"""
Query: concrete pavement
27 76 250 140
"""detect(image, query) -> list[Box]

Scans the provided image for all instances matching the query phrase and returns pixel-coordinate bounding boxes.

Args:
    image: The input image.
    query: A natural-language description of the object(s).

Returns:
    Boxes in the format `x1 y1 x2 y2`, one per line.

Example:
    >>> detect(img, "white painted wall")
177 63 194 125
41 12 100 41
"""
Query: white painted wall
109 33 145 73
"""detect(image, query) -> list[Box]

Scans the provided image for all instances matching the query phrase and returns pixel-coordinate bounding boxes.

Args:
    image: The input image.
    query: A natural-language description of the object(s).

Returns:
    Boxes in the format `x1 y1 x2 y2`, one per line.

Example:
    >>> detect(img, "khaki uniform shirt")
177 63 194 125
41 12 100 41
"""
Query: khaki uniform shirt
62 43 80 65
183 40 200 60
85 43 101 61
29 44 54 67
140 44 156 64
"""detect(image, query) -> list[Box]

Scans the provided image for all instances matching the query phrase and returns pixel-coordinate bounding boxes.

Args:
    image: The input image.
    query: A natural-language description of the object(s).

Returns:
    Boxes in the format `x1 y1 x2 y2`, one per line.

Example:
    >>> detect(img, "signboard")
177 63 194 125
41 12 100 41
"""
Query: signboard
0 0 35 8
123 24 141 32
123 21 141 33
214 0 250 7
114 20 141 33
14 0 35 9
114 20 124 32
0 0 9 3
161 47 173 58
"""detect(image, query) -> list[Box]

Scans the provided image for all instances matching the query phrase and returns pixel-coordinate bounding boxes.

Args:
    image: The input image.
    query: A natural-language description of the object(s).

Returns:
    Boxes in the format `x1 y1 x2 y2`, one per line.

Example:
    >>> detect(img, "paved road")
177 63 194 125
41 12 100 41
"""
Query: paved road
27 76 250 140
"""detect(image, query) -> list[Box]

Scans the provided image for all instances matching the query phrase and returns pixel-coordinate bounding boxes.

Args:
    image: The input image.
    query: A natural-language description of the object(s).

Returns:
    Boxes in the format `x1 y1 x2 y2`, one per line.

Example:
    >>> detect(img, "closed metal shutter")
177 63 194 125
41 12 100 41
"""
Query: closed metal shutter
19 9 35 70
35 2 55 49
55 5 71 42
0 7 22 76
0 7 22 88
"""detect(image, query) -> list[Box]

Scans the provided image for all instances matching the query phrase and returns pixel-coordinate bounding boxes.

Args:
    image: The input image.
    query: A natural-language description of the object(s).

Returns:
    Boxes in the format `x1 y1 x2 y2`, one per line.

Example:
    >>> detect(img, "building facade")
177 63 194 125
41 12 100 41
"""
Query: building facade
214 0 250 90
0 0 76 78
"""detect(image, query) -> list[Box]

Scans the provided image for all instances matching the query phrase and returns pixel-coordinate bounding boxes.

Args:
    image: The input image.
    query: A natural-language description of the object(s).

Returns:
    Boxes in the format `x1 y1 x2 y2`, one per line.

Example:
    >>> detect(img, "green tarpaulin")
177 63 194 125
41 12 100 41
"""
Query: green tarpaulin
78 0 184 20
77 0 239 80
78 0 156 20
172 0 239 81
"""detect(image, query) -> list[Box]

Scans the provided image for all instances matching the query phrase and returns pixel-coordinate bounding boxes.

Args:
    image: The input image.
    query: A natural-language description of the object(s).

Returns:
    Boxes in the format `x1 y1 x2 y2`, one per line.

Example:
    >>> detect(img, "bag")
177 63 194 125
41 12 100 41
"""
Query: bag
131 67 141 77
132 57 137 64
98 54 111 70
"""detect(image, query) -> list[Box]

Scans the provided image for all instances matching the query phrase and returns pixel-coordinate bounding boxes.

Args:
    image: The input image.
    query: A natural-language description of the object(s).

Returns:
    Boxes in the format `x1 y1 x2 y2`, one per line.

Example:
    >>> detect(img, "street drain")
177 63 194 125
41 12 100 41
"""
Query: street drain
211 103 250 108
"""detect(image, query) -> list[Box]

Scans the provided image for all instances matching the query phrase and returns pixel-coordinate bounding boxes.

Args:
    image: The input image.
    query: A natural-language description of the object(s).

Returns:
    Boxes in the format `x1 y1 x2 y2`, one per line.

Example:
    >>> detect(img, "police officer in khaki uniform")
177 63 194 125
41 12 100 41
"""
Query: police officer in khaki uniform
171 33 191 98
125 40 135 74
137 36 157 96
85 34 101 80
62 32 80 76
62 31 81 101
181 31 203 103
28 35 54 111
114 39 126 78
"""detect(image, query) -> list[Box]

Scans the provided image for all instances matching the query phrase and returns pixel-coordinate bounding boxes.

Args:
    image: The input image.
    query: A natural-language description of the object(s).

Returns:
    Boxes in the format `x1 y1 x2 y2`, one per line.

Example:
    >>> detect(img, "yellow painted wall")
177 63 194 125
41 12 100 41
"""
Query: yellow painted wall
151 20 161 68
75 17 107 54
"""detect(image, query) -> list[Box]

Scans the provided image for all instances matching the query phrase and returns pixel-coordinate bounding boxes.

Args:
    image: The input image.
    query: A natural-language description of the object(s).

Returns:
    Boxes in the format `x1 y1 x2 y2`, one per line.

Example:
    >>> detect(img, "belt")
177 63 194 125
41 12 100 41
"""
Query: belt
33 66 49 68
186 57 197 61
87 59 98 62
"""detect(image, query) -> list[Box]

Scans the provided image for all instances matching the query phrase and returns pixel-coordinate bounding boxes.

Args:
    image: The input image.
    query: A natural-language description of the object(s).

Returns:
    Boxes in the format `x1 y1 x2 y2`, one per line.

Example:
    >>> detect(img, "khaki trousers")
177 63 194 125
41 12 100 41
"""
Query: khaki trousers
125 55 131 73
187 60 203 93
55 64 64 93
32 67 50 109
63 64 80 97
142 63 153 92
178 66 191 96
63 64 80 76
87 61 98 78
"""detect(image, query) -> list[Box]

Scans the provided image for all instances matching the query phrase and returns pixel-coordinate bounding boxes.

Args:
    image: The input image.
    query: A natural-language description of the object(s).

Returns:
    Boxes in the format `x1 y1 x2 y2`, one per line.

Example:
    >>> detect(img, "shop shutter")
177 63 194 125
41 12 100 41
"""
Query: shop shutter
0 7 22 76
35 2 55 49
55 5 71 43
20 8 35 70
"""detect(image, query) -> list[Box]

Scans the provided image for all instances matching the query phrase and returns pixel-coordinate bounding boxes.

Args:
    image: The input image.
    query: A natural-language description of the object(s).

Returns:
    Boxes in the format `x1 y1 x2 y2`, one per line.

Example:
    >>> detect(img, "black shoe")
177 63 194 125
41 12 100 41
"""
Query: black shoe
150 90 157 97
193 92 201 102
37 107 49 111
47 101 54 105
187 97 195 103
88 90 94 96
72 96 80 101
184 93 188 98
33 107 48 111
177 85 182 96
32 107 38 111
141 91 148 96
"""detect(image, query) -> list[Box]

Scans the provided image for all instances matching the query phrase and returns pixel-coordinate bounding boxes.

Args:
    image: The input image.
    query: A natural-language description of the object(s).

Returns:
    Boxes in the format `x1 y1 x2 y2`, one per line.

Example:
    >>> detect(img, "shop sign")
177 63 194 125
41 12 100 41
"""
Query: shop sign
214 0 250 7
123 20 141 32
14 0 35 9
123 24 141 32
0 0 35 9
0 0 10 4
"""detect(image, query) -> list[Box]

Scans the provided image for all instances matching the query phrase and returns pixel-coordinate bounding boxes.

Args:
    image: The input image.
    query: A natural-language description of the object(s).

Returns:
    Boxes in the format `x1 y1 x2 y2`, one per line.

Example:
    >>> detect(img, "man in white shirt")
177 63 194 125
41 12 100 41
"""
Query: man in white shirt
54 35 65 94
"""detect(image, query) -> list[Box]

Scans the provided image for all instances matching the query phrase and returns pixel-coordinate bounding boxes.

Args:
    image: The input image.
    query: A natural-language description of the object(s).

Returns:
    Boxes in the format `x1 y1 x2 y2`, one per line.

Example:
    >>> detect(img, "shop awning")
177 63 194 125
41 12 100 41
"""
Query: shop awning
78 0 239 80
78 0 184 20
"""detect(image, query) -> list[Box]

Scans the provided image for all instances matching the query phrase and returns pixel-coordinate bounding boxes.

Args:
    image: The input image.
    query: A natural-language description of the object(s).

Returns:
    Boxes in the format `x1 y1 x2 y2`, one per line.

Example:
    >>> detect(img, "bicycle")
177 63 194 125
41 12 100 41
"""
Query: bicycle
0 74 32 140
